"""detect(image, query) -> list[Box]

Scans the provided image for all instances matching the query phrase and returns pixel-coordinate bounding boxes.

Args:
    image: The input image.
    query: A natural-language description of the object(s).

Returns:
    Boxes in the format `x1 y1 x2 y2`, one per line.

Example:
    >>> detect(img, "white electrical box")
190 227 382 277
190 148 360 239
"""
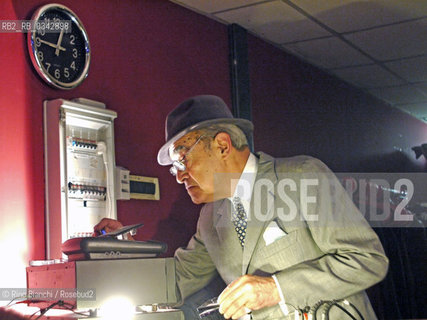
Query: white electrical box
115 166 131 200
44 99 118 259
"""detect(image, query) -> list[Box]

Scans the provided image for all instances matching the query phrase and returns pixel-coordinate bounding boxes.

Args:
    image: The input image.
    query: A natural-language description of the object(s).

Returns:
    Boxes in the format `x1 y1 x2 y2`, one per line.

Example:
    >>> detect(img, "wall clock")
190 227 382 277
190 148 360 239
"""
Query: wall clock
27 4 90 89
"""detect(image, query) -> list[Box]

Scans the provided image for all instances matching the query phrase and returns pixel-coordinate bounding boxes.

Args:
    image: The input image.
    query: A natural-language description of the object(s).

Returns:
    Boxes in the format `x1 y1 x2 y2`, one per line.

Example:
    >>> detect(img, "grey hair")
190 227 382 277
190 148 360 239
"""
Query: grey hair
198 123 249 151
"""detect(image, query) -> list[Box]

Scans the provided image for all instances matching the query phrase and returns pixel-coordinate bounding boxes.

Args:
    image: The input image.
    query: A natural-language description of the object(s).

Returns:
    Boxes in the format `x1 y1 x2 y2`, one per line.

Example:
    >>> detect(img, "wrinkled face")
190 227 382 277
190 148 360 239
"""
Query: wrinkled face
169 131 224 204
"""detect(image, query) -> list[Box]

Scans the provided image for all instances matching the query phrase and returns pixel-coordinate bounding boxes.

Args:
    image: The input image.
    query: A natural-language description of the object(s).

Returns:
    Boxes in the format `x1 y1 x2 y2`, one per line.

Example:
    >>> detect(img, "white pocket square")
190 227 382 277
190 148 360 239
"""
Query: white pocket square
263 221 287 246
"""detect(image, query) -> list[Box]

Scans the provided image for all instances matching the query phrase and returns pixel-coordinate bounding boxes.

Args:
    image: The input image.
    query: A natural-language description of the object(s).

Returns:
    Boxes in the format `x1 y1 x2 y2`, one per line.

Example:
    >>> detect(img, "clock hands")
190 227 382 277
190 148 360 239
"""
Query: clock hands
37 29 67 55
28 4 90 89
55 29 65 56
38 38 66 52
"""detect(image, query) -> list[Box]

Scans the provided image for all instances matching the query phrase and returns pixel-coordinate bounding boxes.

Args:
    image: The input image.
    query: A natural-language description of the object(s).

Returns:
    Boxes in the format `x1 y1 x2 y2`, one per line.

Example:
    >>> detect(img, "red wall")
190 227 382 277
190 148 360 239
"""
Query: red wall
0 0 230 287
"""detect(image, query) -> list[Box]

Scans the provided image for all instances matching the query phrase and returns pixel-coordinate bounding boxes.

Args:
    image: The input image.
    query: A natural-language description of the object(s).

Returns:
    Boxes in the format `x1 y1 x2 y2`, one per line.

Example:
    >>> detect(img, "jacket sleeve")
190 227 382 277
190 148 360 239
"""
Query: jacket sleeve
273 157 389 308
174 213 218 304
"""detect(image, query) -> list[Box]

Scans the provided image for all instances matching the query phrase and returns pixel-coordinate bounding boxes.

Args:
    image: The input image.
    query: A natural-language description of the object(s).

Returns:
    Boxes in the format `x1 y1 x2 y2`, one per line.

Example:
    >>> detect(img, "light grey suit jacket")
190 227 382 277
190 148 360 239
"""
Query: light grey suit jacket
175 152 389 319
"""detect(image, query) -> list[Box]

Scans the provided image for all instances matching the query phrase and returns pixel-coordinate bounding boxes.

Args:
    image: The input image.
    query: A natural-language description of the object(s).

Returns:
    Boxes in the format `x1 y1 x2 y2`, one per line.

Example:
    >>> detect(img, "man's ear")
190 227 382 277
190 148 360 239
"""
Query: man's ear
214 132 232 158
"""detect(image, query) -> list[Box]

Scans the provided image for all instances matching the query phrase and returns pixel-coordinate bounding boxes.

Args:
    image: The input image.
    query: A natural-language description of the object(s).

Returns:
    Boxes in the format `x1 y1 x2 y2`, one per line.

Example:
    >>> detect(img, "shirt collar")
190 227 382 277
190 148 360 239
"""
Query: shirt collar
230 153 258 203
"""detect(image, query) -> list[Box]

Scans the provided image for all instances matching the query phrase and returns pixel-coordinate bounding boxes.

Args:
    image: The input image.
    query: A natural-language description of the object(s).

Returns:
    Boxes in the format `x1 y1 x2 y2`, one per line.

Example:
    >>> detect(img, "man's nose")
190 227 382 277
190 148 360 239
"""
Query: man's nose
176 169 187 184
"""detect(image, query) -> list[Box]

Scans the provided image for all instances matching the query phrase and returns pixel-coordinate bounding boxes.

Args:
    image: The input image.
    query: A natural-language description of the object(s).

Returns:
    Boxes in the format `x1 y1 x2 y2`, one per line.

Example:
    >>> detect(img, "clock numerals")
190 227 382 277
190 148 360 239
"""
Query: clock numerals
54 68 61 79
50 67 73 80
35 29 83 82
37 51 44 62
28 4 90 89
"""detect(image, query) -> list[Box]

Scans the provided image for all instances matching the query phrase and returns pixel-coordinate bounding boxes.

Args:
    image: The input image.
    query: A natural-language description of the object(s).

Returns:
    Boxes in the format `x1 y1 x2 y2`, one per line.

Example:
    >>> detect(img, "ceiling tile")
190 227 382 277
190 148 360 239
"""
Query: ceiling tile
290 0 427 33
385 55 427 82
396 103 427 118
344 18 427 61
214 0 331 44
331 65 405 88
368 85 427 105
284 37 373 69
415 82 427 96
170 0 266 14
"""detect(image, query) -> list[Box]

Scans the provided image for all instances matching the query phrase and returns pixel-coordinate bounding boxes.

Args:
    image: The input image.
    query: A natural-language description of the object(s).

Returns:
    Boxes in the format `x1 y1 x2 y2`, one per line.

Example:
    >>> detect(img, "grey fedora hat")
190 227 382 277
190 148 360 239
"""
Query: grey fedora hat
157 95 253 165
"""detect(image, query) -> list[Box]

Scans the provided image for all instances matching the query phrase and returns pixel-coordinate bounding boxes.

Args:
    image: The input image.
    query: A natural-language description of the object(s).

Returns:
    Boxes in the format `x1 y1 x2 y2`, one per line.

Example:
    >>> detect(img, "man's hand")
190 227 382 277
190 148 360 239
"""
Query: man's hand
92 218 122 235
0 307 28 320
93 218 136 240
93 218 135 240
217 275 281 319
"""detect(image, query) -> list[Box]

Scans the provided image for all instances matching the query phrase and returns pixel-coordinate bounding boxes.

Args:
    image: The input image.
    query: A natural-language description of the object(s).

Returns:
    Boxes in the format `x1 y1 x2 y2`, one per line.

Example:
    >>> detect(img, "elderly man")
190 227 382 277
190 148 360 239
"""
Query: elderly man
97 95 388 320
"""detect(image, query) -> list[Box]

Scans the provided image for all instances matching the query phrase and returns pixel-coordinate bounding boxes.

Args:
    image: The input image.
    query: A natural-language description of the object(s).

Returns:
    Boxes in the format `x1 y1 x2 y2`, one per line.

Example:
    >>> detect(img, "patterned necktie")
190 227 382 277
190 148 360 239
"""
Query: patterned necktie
232 197 248 247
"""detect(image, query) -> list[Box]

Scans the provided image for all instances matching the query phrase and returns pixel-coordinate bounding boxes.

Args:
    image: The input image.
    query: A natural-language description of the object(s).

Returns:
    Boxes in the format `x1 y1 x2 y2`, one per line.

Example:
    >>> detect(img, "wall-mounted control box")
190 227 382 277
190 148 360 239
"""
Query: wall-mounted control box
44 99 118 259
115 166 130 200
130 175 160 201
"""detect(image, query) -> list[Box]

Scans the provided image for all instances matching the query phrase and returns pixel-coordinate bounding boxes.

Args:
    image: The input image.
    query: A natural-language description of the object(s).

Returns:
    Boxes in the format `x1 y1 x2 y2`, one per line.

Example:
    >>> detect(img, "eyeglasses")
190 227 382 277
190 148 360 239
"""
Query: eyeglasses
169 135 205 176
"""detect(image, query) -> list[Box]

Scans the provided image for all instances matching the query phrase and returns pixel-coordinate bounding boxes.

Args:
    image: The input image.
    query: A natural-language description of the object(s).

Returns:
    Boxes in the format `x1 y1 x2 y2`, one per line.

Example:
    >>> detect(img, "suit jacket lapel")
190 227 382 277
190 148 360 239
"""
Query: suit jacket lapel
212 198 244 281
242 153 277 274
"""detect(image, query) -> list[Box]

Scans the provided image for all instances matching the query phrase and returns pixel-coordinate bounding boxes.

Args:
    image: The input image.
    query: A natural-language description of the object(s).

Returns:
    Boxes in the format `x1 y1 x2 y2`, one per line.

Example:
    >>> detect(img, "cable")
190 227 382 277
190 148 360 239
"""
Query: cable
28 300 90 319
341 300 364 320
310 300 325 320
33 301 62 319
61 303 90 317
29 308 42 319
97 141 113 218
5 296 27 307
327 302 358 320
308 299 364 320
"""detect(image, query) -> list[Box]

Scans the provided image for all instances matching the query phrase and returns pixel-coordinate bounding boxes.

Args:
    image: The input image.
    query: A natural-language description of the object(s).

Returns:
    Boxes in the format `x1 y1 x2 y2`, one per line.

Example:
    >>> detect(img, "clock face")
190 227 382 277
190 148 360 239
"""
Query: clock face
27 4 90 89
